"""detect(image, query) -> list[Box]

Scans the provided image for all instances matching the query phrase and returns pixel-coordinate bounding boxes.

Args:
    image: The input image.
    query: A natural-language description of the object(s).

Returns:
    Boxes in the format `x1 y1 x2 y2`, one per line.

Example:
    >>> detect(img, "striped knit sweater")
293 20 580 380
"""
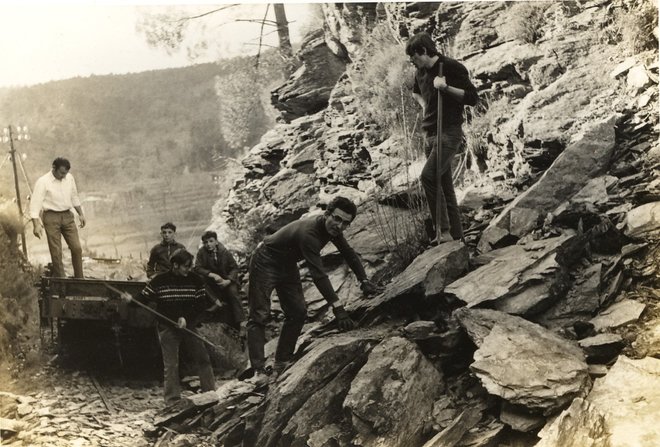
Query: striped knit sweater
138 271 212 326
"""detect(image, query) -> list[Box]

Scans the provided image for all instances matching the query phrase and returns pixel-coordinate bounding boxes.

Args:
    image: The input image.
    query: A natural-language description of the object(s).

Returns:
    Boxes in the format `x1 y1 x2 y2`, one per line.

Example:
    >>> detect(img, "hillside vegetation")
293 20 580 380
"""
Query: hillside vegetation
0 51 286 196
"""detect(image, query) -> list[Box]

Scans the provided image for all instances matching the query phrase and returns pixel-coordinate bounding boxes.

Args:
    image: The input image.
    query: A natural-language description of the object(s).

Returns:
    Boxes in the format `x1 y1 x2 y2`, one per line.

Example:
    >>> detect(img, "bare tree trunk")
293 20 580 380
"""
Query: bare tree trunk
273 3 297 75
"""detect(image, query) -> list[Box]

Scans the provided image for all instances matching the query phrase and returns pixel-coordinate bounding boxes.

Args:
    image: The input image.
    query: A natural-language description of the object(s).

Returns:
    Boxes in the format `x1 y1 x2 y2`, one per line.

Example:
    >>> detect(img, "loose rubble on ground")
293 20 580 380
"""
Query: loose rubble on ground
1 1 659 446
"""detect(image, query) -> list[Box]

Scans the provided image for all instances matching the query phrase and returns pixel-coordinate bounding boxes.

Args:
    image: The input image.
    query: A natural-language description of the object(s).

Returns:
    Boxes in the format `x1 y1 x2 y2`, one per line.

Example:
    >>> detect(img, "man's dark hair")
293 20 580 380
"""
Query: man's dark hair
161 222 176 232
201 230 218 242
170 249 193 266
405 32 439 57
52 157 71 170
326 196 358 219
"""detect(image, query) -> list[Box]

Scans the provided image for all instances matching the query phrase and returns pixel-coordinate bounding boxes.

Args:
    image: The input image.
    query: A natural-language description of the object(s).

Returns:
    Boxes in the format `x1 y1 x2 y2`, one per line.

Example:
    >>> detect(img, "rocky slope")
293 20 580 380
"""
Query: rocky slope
3 1 657 446
194 1 658 446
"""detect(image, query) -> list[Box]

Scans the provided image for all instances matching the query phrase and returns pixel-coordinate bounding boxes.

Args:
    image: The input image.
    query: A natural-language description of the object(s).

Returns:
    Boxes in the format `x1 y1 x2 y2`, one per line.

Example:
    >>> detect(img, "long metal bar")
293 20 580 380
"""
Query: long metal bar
435 63 444 241
103 282 225 353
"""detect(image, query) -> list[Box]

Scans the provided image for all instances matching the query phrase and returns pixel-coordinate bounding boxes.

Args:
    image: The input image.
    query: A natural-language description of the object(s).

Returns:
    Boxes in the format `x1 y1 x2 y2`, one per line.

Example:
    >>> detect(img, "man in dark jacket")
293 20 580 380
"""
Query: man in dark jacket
146 222 186 278
122 250 218 405
194 230 245 331
406 32 479 243
246 196 378 385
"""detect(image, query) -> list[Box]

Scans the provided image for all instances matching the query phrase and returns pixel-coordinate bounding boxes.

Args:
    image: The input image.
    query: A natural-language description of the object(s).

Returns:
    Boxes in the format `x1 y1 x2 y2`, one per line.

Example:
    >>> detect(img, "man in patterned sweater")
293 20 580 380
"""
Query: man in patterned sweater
122 250 218 405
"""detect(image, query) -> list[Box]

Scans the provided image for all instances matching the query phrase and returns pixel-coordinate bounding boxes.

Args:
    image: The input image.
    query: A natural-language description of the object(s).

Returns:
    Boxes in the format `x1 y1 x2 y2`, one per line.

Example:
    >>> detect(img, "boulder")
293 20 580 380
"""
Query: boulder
284 140 321 174
551 176 618 228
371 240 468 301
455 308 589 414
451 2 509 57
535 398 609 447
589 299 646 332
262 168 319 216
344 337 444 447
624 201 660 238
255 334 373 447
626 65 652 92
479 117 616 252
537 263 603 329
321 3 378 58
278 358 365 447
586 356 660 447
445 234 573 313
272 29 348 121
467 41 543 84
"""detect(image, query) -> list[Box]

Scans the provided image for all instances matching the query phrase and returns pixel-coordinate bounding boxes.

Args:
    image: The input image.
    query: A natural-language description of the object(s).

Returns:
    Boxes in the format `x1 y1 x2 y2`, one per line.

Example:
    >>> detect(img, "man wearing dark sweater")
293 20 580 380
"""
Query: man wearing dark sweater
246 196 378 384
406 32 479 243
122 250 218 405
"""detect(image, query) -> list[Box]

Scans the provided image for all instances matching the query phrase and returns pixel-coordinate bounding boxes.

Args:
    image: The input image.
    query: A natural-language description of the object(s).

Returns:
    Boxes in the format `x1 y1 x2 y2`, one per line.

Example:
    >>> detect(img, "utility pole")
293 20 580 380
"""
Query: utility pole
2 125 29 258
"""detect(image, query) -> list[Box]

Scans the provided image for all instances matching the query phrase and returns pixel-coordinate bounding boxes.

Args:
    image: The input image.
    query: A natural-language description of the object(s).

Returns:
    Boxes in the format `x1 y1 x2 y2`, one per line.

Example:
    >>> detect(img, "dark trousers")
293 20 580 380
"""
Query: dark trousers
158 324 215 405
42 210 83 278
420 126 464 240
205 282 245 331
247 245 307 371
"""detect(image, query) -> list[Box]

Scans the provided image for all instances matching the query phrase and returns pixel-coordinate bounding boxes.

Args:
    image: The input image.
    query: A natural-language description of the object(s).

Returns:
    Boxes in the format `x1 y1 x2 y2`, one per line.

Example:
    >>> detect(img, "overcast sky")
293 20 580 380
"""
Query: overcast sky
0 1 316 88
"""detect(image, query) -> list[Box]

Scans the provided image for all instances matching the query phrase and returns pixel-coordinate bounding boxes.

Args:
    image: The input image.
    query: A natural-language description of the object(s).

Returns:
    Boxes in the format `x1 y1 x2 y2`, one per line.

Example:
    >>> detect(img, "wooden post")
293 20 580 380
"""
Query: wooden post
435 63 444 242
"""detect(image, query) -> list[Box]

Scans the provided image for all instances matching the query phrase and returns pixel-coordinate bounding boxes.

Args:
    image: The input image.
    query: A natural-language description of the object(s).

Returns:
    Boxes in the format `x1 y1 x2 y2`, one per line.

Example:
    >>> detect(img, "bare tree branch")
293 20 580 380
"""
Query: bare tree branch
171 4 240 22
254 4 271 70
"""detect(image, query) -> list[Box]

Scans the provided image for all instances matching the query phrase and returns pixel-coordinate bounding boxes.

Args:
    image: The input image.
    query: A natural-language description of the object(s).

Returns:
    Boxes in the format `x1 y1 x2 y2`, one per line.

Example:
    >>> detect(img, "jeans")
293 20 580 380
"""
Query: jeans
42 210 83 278
158 324 215 405
420 126 464 240
247 245 307 371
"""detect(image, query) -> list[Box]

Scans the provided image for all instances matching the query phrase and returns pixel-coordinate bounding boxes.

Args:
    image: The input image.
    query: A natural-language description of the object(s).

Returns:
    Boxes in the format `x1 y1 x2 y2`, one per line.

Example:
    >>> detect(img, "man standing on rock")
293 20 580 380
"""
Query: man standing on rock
194 230 246 332
121 250 218 405
406 32 478 244
246 196 379 385
30 157 85 278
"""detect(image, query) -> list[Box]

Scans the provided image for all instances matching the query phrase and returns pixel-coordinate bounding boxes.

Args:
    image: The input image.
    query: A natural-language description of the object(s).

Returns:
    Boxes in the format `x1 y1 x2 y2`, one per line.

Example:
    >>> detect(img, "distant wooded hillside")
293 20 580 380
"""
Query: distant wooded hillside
0 51 285 197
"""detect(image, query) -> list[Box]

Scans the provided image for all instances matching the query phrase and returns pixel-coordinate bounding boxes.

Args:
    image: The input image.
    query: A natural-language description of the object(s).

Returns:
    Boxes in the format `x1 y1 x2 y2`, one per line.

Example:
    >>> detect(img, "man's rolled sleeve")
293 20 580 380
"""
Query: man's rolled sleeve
29 178 46 219
70 175 82 208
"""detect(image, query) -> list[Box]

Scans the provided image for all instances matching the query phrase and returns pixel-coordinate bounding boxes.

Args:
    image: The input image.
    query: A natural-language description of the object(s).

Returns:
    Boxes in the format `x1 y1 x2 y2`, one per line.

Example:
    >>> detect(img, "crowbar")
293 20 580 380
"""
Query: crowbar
436 62 444 242
103 282 225 354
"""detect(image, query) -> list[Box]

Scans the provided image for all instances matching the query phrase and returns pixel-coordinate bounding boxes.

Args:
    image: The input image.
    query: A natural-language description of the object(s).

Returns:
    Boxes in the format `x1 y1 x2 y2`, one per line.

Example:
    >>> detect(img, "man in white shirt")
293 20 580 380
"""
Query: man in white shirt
29 157 86 278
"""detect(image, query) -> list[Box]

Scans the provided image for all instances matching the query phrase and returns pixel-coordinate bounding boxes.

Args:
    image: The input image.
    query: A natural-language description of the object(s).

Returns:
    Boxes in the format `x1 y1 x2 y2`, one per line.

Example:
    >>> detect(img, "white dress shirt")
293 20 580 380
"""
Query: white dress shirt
29 171 82 219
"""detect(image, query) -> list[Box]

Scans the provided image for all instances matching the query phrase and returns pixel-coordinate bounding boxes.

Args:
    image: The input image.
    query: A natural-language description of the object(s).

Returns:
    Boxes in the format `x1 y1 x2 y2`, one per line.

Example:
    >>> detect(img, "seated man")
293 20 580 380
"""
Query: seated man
194 230 245 331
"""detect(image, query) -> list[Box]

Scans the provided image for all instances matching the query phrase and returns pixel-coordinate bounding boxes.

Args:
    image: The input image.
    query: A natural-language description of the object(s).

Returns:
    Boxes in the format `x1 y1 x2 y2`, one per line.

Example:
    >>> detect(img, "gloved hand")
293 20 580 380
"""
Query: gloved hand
177 317 187 329
333 305 355 331
360 279 380 296
119 292 133 303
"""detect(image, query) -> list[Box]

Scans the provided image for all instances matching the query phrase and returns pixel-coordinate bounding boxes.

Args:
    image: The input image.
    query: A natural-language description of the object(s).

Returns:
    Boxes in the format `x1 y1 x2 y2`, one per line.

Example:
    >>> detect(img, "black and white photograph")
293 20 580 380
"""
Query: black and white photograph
0 1 658 446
